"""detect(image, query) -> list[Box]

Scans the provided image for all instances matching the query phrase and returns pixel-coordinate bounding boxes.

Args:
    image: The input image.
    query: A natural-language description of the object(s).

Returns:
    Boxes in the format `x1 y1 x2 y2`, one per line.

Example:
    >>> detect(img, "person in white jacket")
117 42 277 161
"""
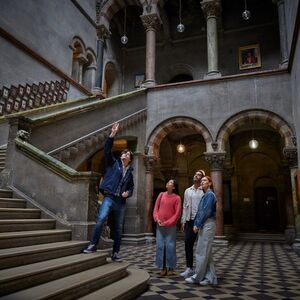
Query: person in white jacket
180 170 205 278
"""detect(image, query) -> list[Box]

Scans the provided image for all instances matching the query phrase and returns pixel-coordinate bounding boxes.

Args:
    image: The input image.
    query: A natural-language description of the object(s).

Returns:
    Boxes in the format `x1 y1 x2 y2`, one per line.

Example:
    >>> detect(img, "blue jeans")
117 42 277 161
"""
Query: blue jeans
155 226 177 269
91 195 126 254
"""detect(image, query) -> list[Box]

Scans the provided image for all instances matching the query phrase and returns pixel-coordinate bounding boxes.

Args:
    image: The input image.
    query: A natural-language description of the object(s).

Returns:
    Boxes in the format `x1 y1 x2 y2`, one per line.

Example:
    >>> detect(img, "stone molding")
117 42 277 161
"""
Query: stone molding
201 0 221 19
140 13 161 32
283 147 298 168
204 152 226 171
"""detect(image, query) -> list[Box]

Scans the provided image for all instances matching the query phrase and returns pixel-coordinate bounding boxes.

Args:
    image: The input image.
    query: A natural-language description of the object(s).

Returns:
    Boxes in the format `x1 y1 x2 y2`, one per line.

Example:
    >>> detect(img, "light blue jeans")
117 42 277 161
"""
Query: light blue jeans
194 219 217 284
155 226 177 269
91 196 125 254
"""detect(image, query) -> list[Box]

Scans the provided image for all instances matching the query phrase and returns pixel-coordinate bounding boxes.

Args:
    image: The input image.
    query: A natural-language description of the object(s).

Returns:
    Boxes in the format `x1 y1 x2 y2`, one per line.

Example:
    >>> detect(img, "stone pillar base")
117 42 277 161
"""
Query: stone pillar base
204 71 221 79
213 235 229 247
292 237 300 255
284 226 296 244
141 80 156 87
92 87 105 99
122 233 155 245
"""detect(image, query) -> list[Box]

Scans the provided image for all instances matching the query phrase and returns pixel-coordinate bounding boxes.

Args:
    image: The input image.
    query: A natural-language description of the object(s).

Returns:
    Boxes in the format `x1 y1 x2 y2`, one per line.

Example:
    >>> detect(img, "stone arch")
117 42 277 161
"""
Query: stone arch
99 0 141 28
147 117 213 158
103 61 120 97
216 109 296 151
168 63 194 83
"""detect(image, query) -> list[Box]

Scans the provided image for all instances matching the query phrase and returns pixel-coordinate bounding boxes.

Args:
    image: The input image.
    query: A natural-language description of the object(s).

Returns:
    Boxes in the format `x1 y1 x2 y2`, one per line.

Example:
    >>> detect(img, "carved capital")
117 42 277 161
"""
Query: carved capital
201 0 221 19
96 24 110 40
144 155 156 172
204 152 226 171
140 13 161 32
283 147 298 168
16 130 30 142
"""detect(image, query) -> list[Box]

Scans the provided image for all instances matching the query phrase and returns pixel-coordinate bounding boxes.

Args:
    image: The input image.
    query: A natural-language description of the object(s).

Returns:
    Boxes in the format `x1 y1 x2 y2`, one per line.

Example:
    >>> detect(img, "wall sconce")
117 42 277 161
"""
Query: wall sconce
121 7 128 44
242 0 251 20
177 0 185 33
177 142 185 154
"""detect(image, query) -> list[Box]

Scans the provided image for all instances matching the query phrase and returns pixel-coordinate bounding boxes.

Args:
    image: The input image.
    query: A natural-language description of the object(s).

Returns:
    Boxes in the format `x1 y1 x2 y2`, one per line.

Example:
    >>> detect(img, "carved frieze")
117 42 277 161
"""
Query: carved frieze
283 147 298 168
201 0 221 19
140 13 161 32
204 152 226 171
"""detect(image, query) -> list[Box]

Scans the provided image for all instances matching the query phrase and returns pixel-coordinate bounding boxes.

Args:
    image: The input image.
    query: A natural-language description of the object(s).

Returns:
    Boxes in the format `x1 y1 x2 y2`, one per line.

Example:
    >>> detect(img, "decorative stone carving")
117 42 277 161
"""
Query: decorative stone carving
16 130 30 142
204 152 226 171
96 24 110 40
144 155 156 172
201 0 221 19
283 147 298 168
140 14 161 32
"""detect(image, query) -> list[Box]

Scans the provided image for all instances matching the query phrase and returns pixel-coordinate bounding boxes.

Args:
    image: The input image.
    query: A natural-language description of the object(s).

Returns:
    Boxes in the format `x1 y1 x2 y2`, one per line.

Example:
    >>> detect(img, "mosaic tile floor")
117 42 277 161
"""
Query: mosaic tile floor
121 240 300 300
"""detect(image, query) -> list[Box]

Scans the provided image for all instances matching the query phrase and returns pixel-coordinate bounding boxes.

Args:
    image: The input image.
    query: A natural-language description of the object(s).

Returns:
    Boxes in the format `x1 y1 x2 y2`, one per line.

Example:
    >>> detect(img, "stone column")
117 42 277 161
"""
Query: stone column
283 147 298 245
204 151 228 246
140 12 161 87
144 155 156 240
276 0 289 67
201 0 221 78
93 25 110 96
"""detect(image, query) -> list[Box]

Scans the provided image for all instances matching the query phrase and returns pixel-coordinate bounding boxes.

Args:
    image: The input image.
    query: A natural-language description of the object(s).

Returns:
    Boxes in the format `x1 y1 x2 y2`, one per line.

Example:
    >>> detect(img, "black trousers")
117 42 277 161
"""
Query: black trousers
184 220 198 269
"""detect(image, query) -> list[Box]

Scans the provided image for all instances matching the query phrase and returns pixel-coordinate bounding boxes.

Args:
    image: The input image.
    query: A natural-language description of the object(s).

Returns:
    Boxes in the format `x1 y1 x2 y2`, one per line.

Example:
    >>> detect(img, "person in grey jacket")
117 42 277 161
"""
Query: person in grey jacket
83 122 134 262
180 170 205 278
185 175 218 286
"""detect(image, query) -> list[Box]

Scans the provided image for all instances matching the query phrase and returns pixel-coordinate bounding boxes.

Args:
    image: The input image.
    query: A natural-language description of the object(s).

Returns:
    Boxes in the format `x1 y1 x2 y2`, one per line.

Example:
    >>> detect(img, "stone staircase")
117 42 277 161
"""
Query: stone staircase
0 147 6 172
0 188 149 299
237 232 286 243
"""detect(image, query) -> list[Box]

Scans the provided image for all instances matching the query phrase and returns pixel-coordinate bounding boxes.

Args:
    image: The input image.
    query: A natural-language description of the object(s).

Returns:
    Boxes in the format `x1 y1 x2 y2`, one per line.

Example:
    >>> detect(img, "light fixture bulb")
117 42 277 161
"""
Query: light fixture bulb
242 9 251 20
121 35 128 45
249 139 258 149
177 143 185 154
177 23 185 33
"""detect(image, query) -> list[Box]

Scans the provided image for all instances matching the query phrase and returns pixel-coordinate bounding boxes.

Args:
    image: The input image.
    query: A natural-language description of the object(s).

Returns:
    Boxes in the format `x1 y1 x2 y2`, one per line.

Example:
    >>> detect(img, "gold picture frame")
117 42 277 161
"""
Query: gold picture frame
239 44 261 70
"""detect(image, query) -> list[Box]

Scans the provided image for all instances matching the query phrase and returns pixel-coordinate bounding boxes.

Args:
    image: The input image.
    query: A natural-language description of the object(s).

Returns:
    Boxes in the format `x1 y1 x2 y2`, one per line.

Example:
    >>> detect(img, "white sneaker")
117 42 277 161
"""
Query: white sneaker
180 267 193 278
185 275 197 284
199 278 210 286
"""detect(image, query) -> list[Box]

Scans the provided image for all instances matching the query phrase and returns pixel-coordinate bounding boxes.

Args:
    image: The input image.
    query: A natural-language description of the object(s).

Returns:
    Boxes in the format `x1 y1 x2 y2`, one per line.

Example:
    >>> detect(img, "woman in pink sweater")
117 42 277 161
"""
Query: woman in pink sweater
153 179 182 276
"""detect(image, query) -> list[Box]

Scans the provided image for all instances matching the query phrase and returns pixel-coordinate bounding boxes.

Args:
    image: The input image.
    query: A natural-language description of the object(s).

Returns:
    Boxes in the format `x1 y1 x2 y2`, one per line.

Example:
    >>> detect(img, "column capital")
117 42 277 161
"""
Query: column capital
201 0 221 19
204 152 226 171
144 155 156 172
140 13 161 32
283 147 298 168
96 25 110 40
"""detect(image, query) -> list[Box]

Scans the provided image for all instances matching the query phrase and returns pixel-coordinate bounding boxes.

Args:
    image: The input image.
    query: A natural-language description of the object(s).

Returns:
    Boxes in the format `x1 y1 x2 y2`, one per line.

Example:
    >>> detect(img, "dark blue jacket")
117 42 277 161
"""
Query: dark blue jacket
194 189 216 229
99 137 134 202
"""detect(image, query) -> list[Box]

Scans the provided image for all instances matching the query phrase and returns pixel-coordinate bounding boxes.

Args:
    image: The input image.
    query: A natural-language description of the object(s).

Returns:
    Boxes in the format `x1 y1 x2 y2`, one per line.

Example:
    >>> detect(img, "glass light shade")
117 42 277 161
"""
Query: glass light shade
249 139 258 149
177 143 185 153
242 9 251 20
177 23 185 33
121 35 128 45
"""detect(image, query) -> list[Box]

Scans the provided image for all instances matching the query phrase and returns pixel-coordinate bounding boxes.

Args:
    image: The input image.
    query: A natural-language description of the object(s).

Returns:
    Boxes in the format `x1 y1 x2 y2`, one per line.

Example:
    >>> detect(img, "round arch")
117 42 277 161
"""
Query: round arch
216 110 296 151
146 117 213 158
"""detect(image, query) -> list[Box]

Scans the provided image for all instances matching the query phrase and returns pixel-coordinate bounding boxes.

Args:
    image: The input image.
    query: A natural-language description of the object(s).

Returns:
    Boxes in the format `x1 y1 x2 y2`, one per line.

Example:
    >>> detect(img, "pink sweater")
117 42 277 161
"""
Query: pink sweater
153 192 182 227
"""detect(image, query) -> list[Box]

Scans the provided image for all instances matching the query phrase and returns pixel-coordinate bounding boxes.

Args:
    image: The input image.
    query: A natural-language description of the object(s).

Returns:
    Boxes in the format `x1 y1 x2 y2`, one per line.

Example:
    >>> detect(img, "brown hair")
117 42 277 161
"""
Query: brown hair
121 149 134 162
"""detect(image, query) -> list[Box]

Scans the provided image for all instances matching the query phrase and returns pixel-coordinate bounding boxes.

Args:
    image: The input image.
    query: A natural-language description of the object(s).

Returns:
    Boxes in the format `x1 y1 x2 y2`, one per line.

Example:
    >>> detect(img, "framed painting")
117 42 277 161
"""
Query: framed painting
239 44 261 70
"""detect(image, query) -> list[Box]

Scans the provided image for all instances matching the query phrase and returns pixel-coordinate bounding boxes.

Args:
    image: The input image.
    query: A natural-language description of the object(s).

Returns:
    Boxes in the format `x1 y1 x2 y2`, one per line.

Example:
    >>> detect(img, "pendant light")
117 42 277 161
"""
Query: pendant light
177 141 186 153
177 0 185 33
121 7 128 45
242 0 251 20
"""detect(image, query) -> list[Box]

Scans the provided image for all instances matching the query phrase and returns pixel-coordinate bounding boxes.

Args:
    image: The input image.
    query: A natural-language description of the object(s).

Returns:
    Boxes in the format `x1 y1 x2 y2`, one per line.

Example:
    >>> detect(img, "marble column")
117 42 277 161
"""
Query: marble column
204 151 228 246
201 0 221 78
93 25 110 96
276 0 289 67
144 155 156 239
140 13 161 87
283 147 298 245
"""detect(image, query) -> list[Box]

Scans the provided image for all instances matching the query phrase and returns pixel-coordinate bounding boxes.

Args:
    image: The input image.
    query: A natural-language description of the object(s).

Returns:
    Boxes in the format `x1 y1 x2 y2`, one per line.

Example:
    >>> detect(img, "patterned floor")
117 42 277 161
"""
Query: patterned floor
121 240 300 300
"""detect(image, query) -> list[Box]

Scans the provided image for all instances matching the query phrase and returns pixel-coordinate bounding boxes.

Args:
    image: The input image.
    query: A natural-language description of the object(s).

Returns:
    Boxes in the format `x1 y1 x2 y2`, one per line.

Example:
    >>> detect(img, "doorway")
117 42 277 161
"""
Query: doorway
254 187 279 232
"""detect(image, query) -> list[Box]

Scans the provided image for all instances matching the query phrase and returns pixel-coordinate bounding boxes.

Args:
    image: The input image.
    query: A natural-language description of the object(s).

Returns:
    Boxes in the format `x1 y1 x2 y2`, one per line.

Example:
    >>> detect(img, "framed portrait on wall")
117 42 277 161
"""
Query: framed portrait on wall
239 44 261 70
134 74 145 88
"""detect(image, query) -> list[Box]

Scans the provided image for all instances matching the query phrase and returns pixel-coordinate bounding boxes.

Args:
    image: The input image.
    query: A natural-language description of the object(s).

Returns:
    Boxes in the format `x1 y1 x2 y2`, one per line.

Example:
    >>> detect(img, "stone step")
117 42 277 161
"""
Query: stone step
0 251 109 296
0 229 72 249
79 267 150 300
0 261 129 300
0 240 89 270
237 233 286 243
0 189 13 198
0 207 41 219
0 198 27 208
0 219 56 232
